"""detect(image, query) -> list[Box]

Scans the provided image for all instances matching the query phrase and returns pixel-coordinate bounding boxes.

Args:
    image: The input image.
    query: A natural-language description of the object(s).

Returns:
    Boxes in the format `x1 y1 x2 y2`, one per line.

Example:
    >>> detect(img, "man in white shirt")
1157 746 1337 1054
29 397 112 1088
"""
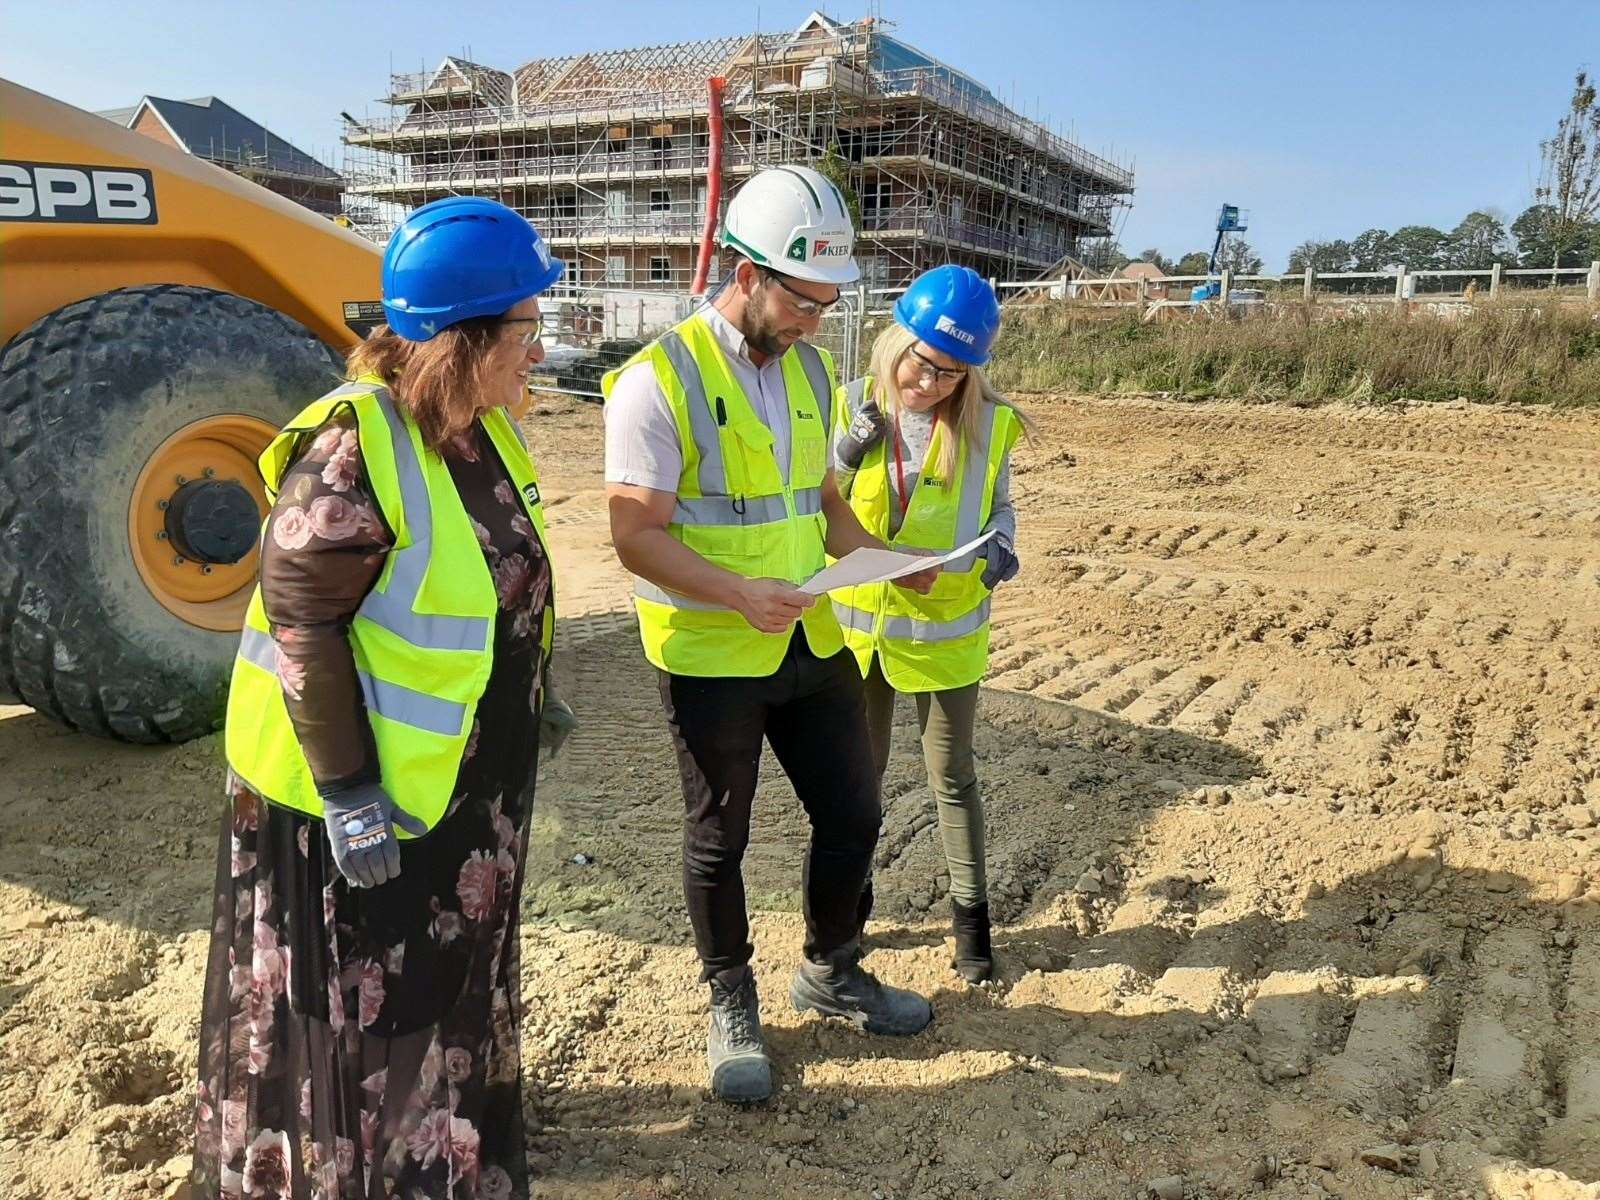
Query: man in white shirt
603 166 937 1103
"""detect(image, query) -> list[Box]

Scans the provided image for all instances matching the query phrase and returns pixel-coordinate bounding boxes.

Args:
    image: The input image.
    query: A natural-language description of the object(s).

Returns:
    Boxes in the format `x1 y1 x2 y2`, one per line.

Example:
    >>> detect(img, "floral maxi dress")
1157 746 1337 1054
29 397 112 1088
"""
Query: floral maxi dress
193 415 551 1200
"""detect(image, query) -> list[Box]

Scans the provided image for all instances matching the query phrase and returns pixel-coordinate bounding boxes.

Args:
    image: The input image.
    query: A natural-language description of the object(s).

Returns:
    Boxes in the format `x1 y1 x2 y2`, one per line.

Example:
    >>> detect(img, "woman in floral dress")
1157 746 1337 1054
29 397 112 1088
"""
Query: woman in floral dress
193 198 572 1199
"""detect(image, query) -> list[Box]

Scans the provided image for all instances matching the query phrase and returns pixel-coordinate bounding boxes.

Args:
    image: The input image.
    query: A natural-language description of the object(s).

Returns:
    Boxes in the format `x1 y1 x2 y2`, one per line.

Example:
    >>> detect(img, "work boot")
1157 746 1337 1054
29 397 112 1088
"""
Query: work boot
707 968 772 1103
789 942 933 1036
950 899 994 984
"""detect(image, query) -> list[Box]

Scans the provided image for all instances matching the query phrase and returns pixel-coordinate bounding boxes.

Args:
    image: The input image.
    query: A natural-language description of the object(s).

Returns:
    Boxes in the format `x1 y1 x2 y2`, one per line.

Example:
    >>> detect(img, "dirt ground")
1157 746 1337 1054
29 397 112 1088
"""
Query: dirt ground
3 392 1599 1200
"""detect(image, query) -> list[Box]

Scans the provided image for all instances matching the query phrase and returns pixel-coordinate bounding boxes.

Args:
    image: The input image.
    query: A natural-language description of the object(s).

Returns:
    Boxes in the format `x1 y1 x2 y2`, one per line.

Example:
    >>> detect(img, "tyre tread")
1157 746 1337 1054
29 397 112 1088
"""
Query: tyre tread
0 284 341 740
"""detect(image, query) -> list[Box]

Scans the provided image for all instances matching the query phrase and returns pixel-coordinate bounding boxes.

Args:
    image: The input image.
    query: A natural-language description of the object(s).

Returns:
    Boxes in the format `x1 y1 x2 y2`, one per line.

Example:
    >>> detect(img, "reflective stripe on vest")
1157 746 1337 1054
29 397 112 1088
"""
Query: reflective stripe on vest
833 598 876 635
672 488 822 527
634 578 724 611
238 626 468 737
842 374 997 559
635 327 829 613
832 375 1020 692
358 387 491 652
225 377 553 830
606 312 844 677
658 325 834 493
937 401 999 550
832 597 992 643
659 329 727 499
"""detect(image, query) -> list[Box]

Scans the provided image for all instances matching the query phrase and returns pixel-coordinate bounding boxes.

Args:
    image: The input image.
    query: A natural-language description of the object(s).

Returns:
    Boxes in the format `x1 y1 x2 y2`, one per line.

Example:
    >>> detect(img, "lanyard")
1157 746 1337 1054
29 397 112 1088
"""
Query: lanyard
890 409 911 515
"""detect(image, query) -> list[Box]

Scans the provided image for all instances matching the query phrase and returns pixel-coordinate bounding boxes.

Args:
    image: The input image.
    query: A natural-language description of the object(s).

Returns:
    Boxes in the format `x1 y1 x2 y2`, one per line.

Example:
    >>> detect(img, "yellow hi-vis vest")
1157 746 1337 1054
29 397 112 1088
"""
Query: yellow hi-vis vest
601 311 844 677
224 376 555 834
831 375 1022 692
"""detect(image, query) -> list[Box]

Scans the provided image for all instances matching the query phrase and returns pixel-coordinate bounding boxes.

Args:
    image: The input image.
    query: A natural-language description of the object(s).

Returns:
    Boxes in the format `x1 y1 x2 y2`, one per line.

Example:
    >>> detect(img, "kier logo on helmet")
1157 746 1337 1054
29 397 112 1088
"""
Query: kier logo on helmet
812 238 851 258
934 314 976 346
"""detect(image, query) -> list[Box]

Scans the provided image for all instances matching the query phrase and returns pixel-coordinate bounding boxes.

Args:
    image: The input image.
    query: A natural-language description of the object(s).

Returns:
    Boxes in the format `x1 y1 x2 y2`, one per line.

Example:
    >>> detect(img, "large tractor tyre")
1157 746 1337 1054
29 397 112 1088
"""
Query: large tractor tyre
0 285 345 742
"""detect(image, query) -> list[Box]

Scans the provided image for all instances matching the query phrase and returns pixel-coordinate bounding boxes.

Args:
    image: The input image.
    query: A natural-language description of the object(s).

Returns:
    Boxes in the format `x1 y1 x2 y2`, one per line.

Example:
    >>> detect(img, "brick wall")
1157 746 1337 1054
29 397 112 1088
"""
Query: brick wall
130 106 182 150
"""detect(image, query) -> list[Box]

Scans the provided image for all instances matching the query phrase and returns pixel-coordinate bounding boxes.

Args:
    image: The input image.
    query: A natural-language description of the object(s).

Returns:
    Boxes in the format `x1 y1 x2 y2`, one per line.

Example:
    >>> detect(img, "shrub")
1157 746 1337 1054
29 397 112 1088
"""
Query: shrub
985 301 1600 406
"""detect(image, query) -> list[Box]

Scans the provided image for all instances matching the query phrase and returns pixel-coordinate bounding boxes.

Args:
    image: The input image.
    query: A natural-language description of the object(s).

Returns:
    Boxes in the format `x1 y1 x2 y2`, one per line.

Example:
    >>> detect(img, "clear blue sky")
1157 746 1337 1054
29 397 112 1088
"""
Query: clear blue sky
5 0 1596 269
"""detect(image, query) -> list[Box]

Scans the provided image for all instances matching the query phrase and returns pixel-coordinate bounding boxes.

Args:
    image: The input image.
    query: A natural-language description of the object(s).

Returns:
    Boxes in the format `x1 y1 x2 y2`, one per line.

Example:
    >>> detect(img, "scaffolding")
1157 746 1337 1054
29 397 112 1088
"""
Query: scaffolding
341 14 1134 291
191 140 344 216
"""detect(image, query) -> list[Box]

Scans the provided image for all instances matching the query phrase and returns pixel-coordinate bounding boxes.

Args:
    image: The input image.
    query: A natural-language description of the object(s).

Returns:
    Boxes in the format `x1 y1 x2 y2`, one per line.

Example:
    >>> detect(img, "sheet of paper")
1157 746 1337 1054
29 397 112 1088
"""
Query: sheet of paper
800 530 996 596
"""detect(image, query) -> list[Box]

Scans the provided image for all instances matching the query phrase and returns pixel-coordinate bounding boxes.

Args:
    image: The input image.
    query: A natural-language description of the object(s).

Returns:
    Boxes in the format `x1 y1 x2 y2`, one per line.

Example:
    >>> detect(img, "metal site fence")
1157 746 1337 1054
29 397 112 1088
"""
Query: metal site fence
529 261 1600 403
529 285 867 401
980 262 1600 321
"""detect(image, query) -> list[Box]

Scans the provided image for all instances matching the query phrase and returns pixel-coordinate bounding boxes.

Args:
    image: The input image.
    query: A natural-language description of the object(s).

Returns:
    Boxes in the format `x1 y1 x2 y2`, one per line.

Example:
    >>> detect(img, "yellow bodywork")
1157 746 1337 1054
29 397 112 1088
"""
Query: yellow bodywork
1 77 380 351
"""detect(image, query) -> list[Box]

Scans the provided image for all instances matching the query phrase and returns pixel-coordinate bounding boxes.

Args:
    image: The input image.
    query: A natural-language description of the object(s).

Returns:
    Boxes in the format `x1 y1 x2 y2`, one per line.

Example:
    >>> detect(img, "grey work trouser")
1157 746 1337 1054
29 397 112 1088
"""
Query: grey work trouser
862 654 987 906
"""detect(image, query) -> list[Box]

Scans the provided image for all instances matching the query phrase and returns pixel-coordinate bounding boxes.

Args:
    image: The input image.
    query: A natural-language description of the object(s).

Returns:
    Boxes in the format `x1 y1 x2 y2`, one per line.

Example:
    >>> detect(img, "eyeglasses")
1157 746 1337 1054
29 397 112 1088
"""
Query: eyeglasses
499 316 544 346
907 345 967 386
759 268 840 317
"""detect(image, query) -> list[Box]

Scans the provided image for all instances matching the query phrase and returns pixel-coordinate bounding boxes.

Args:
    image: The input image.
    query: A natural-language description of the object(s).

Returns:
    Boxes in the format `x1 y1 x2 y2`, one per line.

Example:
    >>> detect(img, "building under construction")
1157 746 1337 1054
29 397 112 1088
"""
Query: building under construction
341 11 1133 294
101 95 344 217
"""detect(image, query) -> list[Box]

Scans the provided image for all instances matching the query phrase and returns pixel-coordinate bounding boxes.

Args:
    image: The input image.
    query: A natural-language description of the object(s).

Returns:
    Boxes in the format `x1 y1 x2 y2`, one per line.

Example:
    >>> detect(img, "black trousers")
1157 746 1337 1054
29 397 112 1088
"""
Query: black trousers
658 633 880 983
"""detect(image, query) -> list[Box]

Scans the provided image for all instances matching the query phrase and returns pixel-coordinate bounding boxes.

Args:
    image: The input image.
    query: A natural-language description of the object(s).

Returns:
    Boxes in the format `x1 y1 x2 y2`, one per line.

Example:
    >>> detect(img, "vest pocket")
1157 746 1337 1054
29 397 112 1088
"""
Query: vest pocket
684 523 764 570
723 418 780 497
793 427 827 482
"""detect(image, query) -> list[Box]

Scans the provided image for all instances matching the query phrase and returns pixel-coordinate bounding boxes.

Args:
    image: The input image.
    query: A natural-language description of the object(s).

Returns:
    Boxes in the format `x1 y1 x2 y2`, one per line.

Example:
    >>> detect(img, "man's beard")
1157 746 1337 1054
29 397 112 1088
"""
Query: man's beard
744 292 794 358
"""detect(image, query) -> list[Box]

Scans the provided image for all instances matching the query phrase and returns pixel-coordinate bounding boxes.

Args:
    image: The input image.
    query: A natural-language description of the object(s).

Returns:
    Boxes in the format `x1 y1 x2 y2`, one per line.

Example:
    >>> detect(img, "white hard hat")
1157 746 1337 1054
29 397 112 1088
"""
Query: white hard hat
722 165 860 286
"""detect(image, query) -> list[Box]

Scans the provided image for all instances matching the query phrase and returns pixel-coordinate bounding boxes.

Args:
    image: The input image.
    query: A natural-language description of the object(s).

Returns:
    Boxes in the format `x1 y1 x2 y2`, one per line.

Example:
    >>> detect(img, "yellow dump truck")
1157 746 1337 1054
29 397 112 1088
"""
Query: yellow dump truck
1 78 382 742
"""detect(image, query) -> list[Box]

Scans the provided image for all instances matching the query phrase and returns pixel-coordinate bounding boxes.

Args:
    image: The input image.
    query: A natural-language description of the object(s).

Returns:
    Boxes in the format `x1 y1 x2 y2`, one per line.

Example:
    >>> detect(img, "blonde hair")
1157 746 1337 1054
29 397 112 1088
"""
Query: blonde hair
866 323 1031 480
345 318 502 453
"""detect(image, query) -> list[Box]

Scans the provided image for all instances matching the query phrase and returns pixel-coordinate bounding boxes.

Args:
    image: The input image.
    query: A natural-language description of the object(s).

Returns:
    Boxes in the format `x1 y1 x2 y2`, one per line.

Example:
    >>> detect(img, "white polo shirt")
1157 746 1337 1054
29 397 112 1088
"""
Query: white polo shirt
603 303 801 492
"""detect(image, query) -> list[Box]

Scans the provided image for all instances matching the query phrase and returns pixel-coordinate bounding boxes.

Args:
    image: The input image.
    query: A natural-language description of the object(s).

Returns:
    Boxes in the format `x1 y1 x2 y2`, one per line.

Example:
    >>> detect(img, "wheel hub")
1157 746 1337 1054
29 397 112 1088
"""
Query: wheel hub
128 414 279 632
163 478 260 565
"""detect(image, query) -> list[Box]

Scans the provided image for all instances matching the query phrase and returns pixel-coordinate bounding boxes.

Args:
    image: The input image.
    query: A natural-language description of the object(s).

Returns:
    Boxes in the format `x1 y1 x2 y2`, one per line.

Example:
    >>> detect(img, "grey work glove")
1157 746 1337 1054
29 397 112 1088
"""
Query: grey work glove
540 693 577 759
835 402 888 471
321 781 428 889
980 535 1020 589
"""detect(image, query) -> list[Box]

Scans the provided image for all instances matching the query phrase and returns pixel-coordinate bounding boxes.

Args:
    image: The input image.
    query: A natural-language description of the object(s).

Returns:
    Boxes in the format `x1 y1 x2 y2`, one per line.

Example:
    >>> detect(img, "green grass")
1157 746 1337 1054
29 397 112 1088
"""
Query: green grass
983 300 1600 406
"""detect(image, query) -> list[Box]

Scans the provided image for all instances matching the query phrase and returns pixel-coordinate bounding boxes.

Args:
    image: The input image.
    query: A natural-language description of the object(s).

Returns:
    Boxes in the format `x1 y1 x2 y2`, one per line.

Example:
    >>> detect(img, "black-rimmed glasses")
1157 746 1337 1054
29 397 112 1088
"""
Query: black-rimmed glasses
907 345 967 386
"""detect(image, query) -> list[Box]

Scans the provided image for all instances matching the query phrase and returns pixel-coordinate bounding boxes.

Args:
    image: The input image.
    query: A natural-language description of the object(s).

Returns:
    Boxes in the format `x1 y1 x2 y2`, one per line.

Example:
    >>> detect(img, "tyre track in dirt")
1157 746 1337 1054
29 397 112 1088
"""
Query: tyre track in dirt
508 395 1600 1197
3 393 1600 1200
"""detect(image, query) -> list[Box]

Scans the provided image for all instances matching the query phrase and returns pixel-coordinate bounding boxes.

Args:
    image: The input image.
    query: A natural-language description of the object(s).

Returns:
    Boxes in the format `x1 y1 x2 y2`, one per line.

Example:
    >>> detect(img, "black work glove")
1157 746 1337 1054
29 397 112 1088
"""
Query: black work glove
321 781 428 888
539 691 577 759
980 535 1020 589
836 403 888 470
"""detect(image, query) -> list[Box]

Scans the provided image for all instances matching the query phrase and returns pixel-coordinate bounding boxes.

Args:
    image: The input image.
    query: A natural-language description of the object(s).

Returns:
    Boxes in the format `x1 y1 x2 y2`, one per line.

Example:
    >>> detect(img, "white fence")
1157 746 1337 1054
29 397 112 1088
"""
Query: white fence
980 262 1600 322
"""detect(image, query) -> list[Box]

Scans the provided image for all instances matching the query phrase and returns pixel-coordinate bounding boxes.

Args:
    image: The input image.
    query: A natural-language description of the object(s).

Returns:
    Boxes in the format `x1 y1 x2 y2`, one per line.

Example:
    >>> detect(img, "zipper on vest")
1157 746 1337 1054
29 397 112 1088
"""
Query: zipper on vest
774 395 798 583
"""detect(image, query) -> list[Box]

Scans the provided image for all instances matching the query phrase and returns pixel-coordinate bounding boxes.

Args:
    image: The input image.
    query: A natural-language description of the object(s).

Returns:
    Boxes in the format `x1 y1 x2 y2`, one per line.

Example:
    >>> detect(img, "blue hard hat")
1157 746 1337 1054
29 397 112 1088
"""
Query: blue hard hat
381 196 565 342
892 265 1001 366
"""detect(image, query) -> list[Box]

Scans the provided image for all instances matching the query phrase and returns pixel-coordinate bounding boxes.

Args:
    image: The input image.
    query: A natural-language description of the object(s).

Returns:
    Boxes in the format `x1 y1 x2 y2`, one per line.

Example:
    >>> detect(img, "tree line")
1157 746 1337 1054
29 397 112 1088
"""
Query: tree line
1282 205 1595 274
1091 201 1597 279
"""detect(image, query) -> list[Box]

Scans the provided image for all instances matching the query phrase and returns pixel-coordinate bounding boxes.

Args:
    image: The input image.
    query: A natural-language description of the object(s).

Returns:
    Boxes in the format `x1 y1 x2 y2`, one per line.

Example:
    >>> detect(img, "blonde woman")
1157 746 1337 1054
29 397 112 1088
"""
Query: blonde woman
832 266 1026 983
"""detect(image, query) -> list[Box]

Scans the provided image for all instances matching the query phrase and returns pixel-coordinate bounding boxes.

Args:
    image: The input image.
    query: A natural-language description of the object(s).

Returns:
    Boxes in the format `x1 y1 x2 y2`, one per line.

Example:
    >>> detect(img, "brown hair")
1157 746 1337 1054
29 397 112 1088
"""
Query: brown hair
345 318 502 452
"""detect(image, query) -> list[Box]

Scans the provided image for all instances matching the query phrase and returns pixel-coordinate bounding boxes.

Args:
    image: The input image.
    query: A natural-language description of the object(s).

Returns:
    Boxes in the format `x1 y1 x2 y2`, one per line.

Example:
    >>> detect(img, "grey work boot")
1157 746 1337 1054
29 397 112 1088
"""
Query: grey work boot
707 968 772 1103
788 942 933 1036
